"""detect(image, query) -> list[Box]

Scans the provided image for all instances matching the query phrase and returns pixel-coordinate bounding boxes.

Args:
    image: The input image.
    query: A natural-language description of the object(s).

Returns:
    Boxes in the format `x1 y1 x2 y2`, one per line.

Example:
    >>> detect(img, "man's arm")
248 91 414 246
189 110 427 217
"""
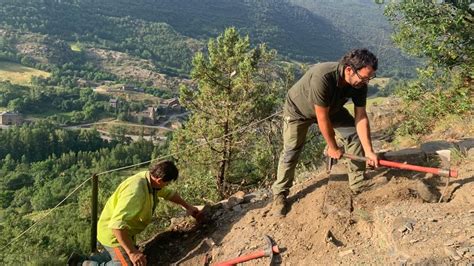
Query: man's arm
315 105 343 159
112 229 147 266
354 106 378 167
168 193 200 218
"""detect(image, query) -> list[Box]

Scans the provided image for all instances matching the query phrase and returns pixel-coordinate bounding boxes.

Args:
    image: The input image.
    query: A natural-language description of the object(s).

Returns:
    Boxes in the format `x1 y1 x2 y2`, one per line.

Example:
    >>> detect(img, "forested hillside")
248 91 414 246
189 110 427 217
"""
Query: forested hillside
0 121 170 263
290 0 415 77
0 0 412 79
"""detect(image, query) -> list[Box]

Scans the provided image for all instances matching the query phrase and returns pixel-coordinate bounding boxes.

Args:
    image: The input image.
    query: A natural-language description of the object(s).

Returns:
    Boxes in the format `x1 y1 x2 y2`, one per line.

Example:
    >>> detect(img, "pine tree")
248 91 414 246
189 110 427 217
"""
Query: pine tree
170 27 281 198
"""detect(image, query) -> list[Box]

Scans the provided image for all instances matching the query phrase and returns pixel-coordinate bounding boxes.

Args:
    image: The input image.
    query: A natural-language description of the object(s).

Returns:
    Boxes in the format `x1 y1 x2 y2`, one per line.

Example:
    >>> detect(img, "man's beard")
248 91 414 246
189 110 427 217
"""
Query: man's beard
353 82 366 89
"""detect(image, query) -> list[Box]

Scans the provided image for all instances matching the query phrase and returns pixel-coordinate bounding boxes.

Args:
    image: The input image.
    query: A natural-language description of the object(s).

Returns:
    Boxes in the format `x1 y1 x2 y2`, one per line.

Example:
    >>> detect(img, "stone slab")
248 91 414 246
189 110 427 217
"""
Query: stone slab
420 141 456 155
383 148 426 165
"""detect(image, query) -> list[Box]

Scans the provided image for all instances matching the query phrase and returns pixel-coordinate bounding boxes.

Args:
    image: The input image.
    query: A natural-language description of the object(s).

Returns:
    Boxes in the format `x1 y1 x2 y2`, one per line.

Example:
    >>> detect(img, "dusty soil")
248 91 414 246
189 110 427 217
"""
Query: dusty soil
141 103 473 265
142 150 473 265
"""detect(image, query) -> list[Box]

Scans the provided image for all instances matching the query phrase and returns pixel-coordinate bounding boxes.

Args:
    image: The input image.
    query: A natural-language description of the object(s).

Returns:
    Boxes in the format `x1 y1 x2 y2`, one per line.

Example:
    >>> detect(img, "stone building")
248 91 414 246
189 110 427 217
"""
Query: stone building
109 98 119 109
0 111 23 125
159 98 182 114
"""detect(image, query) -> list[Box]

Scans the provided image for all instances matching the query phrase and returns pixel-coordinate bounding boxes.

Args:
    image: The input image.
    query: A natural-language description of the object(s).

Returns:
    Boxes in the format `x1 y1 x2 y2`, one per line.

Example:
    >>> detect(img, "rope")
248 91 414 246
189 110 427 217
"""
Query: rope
0 110 282 252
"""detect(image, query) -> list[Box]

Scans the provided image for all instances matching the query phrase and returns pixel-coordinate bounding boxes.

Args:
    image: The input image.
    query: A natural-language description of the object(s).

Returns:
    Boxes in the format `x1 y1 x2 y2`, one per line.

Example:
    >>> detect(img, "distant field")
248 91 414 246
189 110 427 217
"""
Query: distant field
95 85 162 105
0 61 51 85
25 110 75 120
70 42 82 52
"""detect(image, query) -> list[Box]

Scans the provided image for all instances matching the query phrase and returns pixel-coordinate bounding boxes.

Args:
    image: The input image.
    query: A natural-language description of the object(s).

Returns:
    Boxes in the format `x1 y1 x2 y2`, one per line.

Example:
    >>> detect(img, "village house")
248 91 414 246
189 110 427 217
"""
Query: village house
120 84 144 93
109 98 119 109
163 98 179 107
121 84 135 91
131 106 159 125
0 111 23 125
76 78 95 88
159 97 182 114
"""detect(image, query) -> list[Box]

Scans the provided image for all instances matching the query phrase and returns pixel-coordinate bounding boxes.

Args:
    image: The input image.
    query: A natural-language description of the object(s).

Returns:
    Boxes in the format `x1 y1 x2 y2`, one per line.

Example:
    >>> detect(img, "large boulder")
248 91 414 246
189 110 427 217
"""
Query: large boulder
383 148 426 165
420 141 456 155
456 138 474 158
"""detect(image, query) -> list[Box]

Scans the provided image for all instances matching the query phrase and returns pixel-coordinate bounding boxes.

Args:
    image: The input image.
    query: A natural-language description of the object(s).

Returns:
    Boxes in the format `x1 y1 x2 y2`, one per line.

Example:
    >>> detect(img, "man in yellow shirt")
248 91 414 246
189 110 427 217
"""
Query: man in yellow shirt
74 160 200 266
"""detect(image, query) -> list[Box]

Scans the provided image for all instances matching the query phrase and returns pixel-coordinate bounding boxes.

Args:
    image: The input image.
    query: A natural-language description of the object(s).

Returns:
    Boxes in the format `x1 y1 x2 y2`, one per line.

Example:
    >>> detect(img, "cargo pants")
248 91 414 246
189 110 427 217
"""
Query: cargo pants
272 108 366 196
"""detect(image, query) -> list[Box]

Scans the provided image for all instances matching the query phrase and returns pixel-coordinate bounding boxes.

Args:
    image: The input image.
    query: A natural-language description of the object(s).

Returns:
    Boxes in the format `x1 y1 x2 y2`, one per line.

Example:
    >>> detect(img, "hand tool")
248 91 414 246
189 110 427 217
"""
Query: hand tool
327 151 458 178
214 235 279 266
436 150 454 202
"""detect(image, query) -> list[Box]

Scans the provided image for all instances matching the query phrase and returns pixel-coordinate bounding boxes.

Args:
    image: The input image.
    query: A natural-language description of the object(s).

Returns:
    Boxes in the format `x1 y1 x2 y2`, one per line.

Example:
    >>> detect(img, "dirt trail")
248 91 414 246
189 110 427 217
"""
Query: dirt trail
142 149 473 265
142 98 473 265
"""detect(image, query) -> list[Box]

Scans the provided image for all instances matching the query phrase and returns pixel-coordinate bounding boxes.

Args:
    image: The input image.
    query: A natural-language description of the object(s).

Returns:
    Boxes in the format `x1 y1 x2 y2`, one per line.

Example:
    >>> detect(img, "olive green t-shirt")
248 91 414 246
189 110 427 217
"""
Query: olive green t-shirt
283 62 367 121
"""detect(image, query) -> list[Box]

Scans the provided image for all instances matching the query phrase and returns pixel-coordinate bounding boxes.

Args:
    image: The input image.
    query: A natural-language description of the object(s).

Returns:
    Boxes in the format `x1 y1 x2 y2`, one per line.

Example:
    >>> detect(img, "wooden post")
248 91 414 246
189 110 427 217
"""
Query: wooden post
91 174 98 254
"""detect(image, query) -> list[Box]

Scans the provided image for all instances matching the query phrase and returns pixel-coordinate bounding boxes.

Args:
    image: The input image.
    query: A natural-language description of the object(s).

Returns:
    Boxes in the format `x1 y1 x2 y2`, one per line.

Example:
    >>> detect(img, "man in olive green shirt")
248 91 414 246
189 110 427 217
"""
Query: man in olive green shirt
74 161 200 266
272 49 380 216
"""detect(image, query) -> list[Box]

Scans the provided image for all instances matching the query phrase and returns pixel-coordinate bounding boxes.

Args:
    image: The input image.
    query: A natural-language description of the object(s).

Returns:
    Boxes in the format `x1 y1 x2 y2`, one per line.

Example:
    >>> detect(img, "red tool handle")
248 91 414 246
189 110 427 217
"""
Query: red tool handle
343 154 458 177
379 159 457 177
214 246 279 266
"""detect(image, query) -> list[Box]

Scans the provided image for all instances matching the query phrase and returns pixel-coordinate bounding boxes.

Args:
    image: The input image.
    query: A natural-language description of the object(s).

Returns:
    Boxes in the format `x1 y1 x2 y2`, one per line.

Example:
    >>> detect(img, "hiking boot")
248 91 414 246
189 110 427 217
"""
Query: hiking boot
351 176 388 195
272 193 288 217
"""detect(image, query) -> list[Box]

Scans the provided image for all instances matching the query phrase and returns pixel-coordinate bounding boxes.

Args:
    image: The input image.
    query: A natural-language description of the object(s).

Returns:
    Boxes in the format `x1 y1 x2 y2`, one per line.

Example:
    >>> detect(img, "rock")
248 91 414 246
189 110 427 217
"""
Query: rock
223 191 245 209
243 189 270 203
394 218 416 235
444 239 456 247
456 247 468 257
414 180 437 203
444 246 462 261
243 193 257 203
383 148 426 165
420 141 456 155
212 209 224 219
467 246 474 257
232 205 242 212
456 138 474 156
338 249 354 257
399 257 408 266
372 139 386 152
325 230 343 247
368 99 402 131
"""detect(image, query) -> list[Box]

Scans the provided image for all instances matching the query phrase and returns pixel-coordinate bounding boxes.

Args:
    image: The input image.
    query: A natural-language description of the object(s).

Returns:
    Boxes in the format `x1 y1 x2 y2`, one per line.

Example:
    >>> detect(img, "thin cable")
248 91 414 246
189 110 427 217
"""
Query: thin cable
1 110 282 252
0 176 91 252
96 110 283 176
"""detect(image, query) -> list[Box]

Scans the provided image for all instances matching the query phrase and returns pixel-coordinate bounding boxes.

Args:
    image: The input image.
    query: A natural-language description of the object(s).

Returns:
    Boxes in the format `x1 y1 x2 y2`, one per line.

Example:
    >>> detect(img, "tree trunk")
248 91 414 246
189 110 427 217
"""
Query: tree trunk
217 120 229 198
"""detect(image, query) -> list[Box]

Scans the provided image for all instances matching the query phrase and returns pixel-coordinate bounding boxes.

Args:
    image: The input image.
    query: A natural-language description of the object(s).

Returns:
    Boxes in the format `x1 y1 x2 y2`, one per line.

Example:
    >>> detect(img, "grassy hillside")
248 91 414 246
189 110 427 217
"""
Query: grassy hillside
0 61 50 85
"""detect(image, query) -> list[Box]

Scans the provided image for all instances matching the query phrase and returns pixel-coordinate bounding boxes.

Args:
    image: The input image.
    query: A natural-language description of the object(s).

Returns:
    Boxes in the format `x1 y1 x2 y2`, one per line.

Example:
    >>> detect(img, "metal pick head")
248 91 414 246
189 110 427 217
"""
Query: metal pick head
436 149 451 168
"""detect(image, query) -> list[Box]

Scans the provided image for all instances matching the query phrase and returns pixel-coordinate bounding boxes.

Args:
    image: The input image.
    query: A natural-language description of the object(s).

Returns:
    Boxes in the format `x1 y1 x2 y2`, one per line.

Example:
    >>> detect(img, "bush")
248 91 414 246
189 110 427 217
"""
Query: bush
395 66 471 136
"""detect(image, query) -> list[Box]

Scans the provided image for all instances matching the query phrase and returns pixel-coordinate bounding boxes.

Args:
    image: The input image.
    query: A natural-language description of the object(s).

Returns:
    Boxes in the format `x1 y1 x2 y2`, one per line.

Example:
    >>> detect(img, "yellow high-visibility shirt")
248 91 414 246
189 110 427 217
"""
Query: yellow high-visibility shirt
97 171 175 247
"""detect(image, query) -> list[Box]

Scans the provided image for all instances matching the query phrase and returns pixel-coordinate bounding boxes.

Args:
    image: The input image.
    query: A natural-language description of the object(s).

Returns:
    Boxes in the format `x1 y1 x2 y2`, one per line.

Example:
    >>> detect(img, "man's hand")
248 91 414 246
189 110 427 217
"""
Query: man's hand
365 151 379 168
113 229 146 266
327 146 343 160
128 250 147 266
